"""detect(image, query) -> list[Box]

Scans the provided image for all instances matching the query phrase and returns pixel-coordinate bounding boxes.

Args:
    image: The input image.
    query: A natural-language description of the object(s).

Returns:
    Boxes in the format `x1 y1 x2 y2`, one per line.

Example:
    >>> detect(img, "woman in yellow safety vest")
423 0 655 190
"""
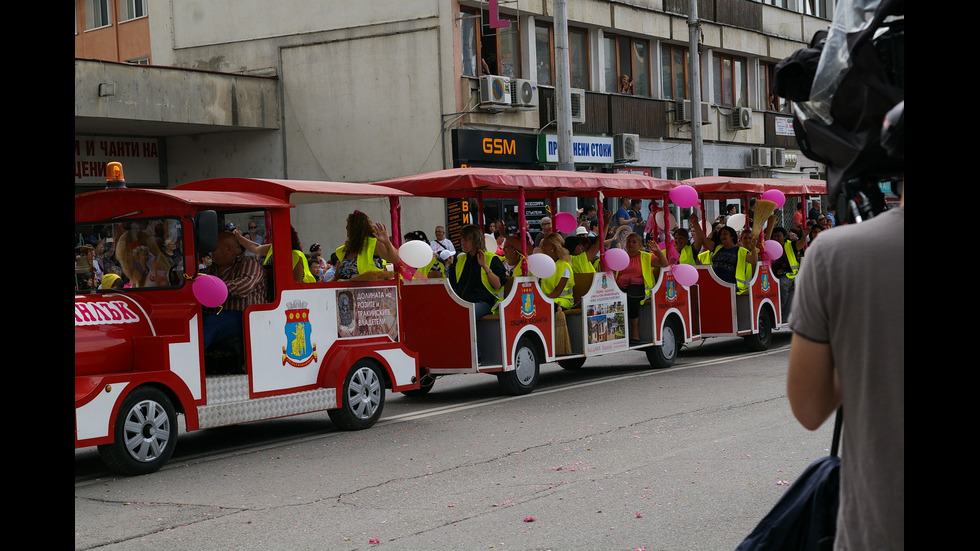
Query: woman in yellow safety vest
538 233 575 310
333 211 399 281
447 224 507 319
616 233 669 343
704 227 758 294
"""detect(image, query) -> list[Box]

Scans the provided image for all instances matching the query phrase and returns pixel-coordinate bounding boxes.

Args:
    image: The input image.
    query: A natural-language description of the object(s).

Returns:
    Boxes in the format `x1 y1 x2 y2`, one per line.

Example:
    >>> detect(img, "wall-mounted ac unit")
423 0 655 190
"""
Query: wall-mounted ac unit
480 75 511 107
674 100 710 124
510 79 538 108
614 133 639 162
730 107 753 130
772 148 786 168
570 88 586 124
751 147 772 167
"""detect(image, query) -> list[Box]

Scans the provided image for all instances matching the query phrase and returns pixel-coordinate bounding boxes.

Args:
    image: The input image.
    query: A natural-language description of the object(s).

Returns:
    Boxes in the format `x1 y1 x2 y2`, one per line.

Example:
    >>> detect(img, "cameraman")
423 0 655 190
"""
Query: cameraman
787 184 904 549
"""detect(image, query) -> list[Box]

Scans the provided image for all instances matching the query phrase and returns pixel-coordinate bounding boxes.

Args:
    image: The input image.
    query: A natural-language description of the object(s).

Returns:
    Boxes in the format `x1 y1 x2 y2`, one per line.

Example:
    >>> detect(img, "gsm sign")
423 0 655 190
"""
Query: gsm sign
482 138 516 156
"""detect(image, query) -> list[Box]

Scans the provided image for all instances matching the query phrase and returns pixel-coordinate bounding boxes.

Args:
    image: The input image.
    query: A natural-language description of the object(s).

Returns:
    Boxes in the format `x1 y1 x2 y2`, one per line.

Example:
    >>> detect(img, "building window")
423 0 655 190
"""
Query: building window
535 22 554 85
127 56 150 65
803 0 831 19
121 0 147 22
712 53 748 107
661 44 690 100
760 61 791 113
460 8 520 79
569 27 590 90
461 8 480 76
535 24 590 89
604 35 650 96
86 0 111 30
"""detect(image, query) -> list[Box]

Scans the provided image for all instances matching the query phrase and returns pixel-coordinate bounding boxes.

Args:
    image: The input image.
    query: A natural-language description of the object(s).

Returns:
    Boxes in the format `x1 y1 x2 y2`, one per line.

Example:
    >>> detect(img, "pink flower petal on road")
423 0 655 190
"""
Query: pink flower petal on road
523 516 535 522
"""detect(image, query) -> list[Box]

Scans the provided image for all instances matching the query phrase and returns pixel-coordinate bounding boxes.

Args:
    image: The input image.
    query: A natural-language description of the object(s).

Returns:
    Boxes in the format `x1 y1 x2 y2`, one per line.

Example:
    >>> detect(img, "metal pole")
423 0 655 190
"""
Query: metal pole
688 0 704 178
554 0 574 172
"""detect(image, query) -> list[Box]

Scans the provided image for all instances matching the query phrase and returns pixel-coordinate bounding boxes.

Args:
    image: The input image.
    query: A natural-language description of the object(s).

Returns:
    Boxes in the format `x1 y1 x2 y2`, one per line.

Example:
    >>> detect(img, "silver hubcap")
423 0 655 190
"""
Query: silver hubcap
661 325 677 360
347 367 382 420
123 400 171 463
514 345 536 386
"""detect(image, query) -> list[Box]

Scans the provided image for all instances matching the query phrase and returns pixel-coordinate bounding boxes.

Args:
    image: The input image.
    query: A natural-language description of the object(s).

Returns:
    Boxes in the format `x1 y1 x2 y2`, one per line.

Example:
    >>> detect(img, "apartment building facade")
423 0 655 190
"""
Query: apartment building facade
75 0 833 246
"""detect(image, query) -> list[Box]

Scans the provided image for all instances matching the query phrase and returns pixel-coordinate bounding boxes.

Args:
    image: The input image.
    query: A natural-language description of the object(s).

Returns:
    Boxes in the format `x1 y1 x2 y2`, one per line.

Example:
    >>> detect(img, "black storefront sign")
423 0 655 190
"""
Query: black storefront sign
452 129 540 168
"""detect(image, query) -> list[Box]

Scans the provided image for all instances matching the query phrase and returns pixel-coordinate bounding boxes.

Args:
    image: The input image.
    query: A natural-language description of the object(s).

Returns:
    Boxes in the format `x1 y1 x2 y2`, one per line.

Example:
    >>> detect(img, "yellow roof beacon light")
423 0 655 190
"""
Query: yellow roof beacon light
105 161 126 189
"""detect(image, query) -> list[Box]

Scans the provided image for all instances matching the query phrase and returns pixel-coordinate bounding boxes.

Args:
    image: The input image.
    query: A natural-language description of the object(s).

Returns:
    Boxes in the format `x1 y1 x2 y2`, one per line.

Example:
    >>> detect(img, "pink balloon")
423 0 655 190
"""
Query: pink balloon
761 189 786 208
554 212 577 233
671 264 699 287
669 185 699 208
604 248 630 271
763 240 783 261
193 274 228 307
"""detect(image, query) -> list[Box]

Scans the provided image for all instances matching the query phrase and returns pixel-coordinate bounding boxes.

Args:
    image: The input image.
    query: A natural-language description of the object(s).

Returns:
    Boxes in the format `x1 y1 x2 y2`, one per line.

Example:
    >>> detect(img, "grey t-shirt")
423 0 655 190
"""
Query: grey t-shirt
790 207 904 550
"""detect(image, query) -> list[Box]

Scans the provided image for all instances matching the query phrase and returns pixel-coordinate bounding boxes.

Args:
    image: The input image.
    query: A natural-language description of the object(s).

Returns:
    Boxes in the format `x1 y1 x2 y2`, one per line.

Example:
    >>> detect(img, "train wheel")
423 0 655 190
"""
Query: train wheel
98 387 178 476
329 361 385 430
498 336 540 395
557 357 586 370
744 309 774 351
646 318 680 368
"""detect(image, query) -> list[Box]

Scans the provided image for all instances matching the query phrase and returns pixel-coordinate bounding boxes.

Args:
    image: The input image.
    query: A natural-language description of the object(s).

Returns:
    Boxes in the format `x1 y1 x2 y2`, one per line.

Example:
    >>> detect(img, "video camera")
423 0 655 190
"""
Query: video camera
773 0 904 223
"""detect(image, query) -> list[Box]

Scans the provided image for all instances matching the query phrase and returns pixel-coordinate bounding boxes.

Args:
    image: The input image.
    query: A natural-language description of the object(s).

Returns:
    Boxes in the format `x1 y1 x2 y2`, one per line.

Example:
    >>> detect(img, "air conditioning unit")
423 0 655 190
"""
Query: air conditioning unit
751 147 772 167
510 79 538 108
772 148 786 168
614 133 639 163
674 100 710 124
730 107 753 130
480 75 511 107
570 88 586 124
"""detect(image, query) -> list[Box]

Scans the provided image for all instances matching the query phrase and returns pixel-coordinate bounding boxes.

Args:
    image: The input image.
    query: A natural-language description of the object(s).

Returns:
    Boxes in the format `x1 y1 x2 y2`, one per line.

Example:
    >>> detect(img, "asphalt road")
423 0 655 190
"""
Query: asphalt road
75 332 835 550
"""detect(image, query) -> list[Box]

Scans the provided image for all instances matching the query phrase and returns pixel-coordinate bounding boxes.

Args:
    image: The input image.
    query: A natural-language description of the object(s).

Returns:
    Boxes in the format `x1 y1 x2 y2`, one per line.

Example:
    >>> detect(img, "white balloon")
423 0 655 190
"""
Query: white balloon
654 211 678 229
526 253 556 279
727 213 746 232
399 240 433 269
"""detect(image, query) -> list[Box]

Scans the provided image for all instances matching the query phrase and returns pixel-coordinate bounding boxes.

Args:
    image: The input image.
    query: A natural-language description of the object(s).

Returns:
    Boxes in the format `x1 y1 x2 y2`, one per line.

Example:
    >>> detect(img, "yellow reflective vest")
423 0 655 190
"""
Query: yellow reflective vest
336 237 379 278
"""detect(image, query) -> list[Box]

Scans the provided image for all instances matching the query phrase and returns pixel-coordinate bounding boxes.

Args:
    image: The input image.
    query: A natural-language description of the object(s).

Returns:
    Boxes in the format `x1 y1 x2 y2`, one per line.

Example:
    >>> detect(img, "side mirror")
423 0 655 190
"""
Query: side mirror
195 210 218 257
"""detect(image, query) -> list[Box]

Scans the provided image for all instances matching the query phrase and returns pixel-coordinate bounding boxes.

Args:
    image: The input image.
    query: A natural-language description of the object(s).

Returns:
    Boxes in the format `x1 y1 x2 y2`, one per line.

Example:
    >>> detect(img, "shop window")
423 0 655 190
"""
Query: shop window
86 0 111 29
604 35 650 96
712 53 748 107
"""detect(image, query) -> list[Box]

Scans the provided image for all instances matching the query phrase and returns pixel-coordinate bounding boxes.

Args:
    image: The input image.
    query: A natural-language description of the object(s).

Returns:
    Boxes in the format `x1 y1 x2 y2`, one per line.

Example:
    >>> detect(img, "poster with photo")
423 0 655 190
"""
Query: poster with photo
583 273 628 354
336 287 399 341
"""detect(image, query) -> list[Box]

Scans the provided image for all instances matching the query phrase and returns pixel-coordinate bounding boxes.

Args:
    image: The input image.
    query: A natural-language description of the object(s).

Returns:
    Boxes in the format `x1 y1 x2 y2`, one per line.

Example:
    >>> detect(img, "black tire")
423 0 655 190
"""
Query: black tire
646 318 681 369
97 387 178 476
557 357 587 370
498 336 540 395
744 308 774 352
328 361 385 430
401 374 435 397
